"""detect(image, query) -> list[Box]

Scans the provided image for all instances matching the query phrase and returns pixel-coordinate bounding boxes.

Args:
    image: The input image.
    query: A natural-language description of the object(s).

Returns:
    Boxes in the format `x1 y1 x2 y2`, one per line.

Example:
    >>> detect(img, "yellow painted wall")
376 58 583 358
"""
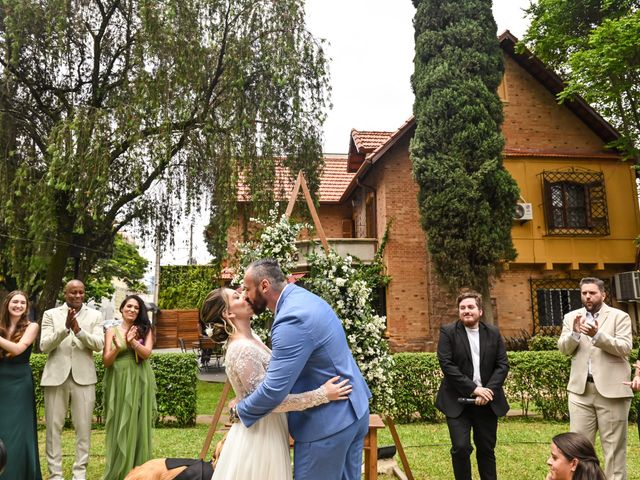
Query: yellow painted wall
507 157 640 266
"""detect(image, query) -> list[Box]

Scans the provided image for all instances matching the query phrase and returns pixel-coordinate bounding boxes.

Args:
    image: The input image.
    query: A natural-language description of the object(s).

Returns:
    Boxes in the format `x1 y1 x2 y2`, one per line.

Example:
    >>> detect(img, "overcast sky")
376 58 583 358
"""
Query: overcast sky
305 0 533 153
147 1 534 268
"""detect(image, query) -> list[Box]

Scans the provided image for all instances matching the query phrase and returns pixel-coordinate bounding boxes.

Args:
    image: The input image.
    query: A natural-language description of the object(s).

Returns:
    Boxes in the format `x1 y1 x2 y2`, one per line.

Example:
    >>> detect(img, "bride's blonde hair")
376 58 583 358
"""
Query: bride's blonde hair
200 288 236 343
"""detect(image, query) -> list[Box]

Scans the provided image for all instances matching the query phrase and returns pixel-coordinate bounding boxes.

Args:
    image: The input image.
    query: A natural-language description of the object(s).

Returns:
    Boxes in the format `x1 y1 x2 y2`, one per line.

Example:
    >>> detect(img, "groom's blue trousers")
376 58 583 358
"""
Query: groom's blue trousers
293 410 369 480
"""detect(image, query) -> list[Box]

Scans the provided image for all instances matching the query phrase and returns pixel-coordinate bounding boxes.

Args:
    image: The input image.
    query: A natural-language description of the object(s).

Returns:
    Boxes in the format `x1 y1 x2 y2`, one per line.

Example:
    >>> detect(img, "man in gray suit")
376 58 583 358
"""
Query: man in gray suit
558 277 633 480
40 280 104 480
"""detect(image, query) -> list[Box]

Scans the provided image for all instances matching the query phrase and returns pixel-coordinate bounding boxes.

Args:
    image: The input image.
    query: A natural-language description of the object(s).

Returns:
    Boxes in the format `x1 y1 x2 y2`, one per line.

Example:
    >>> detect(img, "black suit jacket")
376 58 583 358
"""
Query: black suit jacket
435 320 509 418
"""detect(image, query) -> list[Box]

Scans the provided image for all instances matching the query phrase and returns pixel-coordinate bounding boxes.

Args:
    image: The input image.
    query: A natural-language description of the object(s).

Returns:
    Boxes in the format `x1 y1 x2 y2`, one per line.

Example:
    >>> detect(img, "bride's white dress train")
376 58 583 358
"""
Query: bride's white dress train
211 338 328 480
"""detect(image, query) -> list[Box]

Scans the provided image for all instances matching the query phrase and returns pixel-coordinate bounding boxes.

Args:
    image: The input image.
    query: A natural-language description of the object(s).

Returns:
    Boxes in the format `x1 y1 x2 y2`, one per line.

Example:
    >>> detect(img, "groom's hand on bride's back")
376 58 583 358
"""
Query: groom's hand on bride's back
324 376 353 401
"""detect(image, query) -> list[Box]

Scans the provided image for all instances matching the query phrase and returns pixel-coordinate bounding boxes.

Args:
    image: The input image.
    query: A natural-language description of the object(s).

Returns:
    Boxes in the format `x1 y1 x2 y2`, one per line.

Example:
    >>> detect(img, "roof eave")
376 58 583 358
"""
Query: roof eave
339 117 416 203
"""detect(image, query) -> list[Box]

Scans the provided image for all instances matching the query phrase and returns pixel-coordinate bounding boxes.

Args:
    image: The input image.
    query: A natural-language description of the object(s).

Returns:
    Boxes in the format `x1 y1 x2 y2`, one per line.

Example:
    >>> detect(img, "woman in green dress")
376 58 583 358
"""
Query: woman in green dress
103 294 157 480
0 290 41 480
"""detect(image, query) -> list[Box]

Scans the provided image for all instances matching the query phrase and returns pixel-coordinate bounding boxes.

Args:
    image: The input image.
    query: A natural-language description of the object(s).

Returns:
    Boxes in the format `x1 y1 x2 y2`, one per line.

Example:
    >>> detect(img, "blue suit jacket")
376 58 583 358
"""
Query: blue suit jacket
237 284 371 442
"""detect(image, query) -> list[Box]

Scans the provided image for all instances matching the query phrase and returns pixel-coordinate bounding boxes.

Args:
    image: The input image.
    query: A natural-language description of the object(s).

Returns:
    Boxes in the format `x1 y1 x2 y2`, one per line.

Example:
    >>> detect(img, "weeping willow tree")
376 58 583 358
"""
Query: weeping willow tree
409 0 520 322
0 0 329 316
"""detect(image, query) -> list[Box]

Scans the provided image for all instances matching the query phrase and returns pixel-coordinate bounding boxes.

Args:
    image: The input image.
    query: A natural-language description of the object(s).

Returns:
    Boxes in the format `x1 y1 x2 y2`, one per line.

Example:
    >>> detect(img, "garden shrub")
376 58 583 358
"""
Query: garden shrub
31 352 198 426
391 351 640 423
527 335 559 351
152 353 199 426
507 351 569 420
390 353 442 423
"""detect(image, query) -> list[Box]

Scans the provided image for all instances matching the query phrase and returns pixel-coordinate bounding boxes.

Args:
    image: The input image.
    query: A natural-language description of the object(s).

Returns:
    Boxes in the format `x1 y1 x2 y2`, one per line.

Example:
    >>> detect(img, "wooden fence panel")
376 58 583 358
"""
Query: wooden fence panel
155 309 200 348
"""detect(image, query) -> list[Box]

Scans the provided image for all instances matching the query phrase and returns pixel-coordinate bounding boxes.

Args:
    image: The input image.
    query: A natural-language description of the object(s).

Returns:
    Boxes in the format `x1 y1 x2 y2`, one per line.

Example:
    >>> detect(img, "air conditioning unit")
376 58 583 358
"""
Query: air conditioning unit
614 271 640 301
513 203 533 221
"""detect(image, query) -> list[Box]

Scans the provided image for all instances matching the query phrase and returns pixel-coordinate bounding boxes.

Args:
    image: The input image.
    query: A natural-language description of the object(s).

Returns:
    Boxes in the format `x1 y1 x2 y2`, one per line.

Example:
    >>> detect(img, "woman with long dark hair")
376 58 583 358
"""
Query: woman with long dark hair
0 290 41 479
546 432 606 480
102 294 157 480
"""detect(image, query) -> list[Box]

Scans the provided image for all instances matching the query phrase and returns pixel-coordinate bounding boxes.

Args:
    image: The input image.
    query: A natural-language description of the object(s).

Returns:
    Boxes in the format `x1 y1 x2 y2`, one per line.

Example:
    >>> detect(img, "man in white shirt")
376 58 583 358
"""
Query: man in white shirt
435 291 509 480
558 277 632 480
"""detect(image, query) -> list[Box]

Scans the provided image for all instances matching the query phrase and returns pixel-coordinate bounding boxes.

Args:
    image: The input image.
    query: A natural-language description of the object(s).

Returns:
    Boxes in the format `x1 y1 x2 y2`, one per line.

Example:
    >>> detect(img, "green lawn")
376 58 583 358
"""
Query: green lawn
37 381 640 479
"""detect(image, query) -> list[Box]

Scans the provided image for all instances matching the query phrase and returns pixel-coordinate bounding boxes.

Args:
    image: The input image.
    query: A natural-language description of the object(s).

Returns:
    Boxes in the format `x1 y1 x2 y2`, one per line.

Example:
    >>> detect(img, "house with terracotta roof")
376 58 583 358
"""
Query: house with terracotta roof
230 31 640 351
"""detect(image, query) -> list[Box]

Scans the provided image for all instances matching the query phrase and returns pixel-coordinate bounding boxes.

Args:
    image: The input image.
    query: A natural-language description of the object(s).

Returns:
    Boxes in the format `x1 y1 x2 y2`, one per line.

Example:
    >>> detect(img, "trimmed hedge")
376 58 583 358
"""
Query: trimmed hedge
390 351 640 423
30 352 198 426
527 335 559 351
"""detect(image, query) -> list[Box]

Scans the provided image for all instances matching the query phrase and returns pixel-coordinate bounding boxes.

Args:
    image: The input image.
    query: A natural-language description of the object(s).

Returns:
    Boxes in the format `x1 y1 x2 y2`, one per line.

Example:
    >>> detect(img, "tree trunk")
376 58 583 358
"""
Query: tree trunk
35 242 71 324
34 203 75 322
480 281 494 325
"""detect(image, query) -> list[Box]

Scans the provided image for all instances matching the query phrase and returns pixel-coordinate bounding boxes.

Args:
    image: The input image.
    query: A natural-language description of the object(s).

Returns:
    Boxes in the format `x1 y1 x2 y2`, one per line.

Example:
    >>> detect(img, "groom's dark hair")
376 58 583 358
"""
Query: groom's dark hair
247 259 287 291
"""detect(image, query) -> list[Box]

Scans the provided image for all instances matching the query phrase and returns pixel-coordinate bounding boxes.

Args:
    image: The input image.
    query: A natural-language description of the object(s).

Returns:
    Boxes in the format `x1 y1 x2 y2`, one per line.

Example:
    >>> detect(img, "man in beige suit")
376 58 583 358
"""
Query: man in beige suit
558 277 633 480
40 280 104 480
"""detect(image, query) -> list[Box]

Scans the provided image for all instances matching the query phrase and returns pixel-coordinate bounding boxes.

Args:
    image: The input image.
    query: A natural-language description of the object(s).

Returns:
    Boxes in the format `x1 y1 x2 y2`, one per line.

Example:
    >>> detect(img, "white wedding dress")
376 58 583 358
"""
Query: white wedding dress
211 338 329 480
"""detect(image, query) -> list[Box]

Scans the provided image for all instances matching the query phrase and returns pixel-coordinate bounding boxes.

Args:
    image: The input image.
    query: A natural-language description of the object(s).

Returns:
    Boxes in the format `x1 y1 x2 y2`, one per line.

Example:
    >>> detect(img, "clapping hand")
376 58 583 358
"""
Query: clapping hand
65 309 79 334
126 326 138 344
323 376 352 401
579 318 599 337
623 377 640 392
572 314 583 333
113 332 123 350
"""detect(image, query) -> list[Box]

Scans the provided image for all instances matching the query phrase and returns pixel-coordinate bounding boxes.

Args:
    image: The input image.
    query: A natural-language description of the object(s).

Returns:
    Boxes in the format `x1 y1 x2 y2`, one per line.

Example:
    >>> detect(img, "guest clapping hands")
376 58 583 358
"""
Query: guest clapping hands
0 291 41 480
102 295 157 480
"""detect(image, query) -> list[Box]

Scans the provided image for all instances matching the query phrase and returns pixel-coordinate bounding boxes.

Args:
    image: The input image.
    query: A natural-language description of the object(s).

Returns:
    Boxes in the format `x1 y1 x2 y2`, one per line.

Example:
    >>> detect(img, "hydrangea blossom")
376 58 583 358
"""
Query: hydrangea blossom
305 250 395 414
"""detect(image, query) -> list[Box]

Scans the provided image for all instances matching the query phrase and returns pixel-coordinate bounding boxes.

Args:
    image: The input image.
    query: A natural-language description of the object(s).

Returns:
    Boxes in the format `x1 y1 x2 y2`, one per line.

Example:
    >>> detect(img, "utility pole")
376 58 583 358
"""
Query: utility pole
153 225 161 305
188 221 195 265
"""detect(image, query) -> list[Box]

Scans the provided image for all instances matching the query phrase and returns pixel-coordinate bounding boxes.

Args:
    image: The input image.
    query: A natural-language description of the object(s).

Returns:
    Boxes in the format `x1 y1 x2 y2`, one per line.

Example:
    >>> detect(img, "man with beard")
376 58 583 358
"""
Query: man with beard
40 280 104 480
558 277 633 480
234 258 371 480
436 291 509 480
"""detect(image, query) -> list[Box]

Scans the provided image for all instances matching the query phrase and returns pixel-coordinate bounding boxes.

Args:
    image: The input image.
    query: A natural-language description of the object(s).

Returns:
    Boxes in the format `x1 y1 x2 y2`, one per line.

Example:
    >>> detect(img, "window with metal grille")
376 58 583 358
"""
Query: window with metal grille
530 278 611 335
542 168 609 235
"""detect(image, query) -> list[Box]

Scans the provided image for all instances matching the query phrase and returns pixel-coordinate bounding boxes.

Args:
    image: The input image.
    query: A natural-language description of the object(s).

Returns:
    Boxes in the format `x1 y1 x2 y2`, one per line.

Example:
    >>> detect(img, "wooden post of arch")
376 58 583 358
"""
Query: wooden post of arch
285 170 330 253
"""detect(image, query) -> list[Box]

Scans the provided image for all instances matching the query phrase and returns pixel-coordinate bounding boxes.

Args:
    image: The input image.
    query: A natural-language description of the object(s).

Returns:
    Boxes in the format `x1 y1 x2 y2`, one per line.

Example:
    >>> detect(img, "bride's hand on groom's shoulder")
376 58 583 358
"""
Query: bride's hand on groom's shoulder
324 376 353 401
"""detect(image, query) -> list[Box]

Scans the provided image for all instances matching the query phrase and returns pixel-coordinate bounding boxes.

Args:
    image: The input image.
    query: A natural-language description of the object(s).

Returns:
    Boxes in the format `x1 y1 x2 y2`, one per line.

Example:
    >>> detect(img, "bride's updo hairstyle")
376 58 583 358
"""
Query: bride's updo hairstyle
200 288 236 343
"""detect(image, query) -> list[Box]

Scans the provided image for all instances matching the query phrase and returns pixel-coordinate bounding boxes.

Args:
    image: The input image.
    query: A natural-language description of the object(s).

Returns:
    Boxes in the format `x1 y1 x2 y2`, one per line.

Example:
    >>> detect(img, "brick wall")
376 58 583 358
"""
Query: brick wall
361 131 436 352
502 56 605 153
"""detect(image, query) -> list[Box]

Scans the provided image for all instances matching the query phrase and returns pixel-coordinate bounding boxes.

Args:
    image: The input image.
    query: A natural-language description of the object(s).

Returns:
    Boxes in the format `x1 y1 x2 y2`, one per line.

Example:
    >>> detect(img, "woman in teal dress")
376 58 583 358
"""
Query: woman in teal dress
102 294 157 480
0 290 41 480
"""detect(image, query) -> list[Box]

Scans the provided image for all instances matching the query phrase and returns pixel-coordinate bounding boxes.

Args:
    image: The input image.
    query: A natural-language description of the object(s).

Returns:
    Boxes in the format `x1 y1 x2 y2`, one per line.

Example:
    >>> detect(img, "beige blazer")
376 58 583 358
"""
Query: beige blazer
558 304 633 398
40 304 104 386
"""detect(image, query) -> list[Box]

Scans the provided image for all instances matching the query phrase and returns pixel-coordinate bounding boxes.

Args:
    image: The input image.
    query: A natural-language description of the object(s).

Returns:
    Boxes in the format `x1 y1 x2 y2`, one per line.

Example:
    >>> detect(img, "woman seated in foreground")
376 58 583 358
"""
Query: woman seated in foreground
546 432 605 480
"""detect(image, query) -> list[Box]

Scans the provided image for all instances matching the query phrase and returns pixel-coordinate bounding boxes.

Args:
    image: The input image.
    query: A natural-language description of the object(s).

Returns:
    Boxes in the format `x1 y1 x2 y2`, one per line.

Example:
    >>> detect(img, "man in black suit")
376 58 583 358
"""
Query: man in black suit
436 291 509 480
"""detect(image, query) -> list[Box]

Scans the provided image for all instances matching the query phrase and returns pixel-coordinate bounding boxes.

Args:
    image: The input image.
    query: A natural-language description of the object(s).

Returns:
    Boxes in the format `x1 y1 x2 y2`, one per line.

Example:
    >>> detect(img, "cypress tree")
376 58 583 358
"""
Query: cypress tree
409 0 520 321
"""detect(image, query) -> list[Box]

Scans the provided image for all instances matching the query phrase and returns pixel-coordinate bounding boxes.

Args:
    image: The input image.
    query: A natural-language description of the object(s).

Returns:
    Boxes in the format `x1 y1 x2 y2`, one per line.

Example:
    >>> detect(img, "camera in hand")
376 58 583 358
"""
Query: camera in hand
457 397 476 404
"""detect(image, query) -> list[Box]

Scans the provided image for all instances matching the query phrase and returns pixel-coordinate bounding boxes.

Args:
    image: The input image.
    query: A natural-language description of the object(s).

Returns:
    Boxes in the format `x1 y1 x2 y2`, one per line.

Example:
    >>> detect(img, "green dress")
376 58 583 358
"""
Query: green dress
103 328 157 480
0 343 42 480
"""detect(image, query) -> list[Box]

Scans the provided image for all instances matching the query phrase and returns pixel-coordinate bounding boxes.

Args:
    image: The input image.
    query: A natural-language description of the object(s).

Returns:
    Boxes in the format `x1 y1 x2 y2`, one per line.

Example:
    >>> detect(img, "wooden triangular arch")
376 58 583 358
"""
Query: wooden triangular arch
200 171 413 479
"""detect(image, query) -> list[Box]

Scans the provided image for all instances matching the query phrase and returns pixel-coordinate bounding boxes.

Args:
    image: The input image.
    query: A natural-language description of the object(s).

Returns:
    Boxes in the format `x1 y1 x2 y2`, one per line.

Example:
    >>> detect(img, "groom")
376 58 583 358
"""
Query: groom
236 258 371 479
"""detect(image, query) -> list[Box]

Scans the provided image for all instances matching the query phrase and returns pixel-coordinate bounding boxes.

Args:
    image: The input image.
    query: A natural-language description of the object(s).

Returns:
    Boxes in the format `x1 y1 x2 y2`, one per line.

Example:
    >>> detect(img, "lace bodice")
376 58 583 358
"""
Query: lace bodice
225 338 328 413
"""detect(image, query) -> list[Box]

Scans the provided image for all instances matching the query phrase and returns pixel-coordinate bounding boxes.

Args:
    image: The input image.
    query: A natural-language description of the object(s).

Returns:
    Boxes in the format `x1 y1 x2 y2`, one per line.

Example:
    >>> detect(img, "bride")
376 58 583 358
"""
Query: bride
200 287 352 479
